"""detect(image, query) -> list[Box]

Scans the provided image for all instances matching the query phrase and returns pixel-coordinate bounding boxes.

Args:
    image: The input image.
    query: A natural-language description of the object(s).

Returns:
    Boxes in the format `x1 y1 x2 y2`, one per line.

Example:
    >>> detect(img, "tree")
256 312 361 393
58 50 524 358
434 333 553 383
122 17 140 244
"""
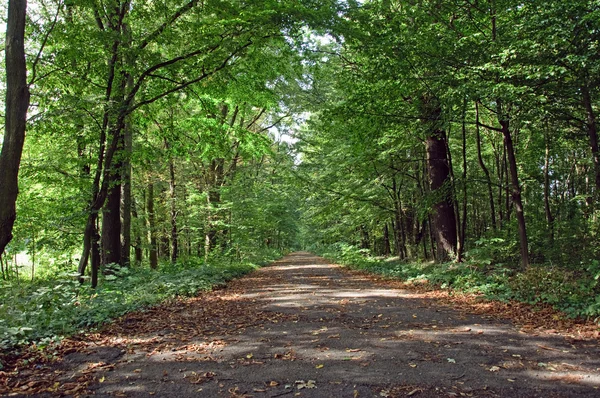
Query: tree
0 0 29 258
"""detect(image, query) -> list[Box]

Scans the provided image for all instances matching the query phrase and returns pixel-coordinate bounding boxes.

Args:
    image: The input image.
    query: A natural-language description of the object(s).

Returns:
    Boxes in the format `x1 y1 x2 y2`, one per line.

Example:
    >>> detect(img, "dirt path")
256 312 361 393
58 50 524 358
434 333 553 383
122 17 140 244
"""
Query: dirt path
12 252 600 397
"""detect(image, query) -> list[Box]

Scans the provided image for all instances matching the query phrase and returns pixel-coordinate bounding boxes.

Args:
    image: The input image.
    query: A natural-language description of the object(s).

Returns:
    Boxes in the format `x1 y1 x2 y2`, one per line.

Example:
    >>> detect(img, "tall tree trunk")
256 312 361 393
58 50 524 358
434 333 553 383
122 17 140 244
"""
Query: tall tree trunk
459 110 468 262
393 201 406 259
582 85 600 196
422 95 457 262
119 21 134 266
205 189 220 258
475 102 497 230
383 223 391 256
204 158 224 257
498 112 529 269
131 197 143 264
120 102 133 266
147 182 158 269
503 145 510 221
169 157 178 263
0 0 29 257
495 145 504 225
101 133 122 266
360 226 370 250
445 124 462 259
91 224 100 288
544 131 554 241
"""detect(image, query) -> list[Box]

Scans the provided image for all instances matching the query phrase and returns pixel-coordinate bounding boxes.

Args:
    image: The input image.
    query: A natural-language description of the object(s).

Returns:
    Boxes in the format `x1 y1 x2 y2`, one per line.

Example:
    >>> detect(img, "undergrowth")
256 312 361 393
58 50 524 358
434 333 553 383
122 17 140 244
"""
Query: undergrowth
0 249 282 353
318 243 600 323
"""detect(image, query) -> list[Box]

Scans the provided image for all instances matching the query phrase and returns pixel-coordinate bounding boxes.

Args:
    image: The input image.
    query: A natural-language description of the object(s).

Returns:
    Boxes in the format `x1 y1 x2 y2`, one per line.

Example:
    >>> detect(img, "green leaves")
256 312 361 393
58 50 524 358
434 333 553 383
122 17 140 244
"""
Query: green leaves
0 254 269 349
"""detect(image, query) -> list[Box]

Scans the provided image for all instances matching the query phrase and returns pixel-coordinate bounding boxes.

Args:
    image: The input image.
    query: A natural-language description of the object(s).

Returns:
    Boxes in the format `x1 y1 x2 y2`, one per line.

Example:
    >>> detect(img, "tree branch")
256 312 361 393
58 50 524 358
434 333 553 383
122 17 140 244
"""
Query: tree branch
129 39 254 113
29 0 63 86
138 0 199 51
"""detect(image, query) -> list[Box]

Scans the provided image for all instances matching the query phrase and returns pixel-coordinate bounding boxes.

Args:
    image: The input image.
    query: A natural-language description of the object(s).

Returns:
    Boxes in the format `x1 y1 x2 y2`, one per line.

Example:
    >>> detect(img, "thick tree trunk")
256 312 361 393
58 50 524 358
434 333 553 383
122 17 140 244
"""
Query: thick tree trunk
102 145 122 266
499 117 529 269
0 0 29 257
426 131 458 262
421 94 457 262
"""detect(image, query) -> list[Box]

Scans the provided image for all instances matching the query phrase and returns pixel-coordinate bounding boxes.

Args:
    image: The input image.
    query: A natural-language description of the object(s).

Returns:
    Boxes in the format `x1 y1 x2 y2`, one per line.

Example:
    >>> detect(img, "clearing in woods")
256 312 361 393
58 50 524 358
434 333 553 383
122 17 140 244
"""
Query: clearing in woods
6 252 600 397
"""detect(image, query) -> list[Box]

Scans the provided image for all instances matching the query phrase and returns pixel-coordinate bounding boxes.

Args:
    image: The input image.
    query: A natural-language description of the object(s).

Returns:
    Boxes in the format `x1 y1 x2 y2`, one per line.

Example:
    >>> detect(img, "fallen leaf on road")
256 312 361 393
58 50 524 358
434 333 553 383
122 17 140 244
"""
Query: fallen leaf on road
296 380 316 389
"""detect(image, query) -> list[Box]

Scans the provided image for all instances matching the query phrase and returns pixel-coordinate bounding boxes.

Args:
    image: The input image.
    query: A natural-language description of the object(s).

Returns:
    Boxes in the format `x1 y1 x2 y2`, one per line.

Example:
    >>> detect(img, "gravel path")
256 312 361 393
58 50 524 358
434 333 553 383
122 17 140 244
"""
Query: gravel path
30 252 600 397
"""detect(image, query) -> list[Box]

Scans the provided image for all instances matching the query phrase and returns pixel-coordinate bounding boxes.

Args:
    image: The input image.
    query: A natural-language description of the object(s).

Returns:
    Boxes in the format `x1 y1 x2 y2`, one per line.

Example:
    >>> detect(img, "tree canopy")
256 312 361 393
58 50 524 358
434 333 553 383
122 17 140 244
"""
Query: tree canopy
2 0 600 347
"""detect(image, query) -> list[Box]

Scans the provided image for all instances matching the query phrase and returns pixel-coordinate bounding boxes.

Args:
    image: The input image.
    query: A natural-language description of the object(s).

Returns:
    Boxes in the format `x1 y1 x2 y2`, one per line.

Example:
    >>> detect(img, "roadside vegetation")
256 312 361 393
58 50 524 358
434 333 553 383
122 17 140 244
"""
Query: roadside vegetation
0 250 283 352
318 243 600 322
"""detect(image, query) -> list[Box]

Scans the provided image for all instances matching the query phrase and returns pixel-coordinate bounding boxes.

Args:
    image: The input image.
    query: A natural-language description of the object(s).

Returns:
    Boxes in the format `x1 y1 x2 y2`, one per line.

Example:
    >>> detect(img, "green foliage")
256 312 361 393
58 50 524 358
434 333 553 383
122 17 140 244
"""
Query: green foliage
0 250 282 351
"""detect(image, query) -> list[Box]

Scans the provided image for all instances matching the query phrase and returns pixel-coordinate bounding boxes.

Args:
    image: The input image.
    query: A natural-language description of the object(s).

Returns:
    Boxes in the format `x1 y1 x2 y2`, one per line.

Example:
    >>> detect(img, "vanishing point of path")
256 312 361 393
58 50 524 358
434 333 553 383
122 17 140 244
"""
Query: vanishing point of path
21 253 600 397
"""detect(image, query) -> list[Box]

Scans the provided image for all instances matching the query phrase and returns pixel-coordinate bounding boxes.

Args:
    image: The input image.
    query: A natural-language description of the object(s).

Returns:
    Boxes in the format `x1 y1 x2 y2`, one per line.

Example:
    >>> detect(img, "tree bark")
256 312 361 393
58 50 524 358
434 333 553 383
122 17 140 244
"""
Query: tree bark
91 224 100 288
120 99 133 266
475 102 497 230
544 131 554 241
131 197 143 264
582 85 600 195
393 204 406 259
499 115 529 269
422 95 457 262
0 0 29 257
147 182 158 269
444 124 462 260
168 143 178 263
460 110 468 262
383 223 391 256
102 136 122 266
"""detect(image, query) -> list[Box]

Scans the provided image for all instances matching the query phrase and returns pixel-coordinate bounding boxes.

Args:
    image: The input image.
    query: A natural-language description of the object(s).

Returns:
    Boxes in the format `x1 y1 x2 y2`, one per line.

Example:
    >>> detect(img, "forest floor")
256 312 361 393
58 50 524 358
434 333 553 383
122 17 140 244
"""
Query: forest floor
3 252 600 397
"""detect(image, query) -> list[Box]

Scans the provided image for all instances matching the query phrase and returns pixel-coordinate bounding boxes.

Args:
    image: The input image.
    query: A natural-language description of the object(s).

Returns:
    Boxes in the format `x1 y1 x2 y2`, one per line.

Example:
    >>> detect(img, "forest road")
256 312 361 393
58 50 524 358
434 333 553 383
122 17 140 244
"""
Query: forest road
46 252 600 397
